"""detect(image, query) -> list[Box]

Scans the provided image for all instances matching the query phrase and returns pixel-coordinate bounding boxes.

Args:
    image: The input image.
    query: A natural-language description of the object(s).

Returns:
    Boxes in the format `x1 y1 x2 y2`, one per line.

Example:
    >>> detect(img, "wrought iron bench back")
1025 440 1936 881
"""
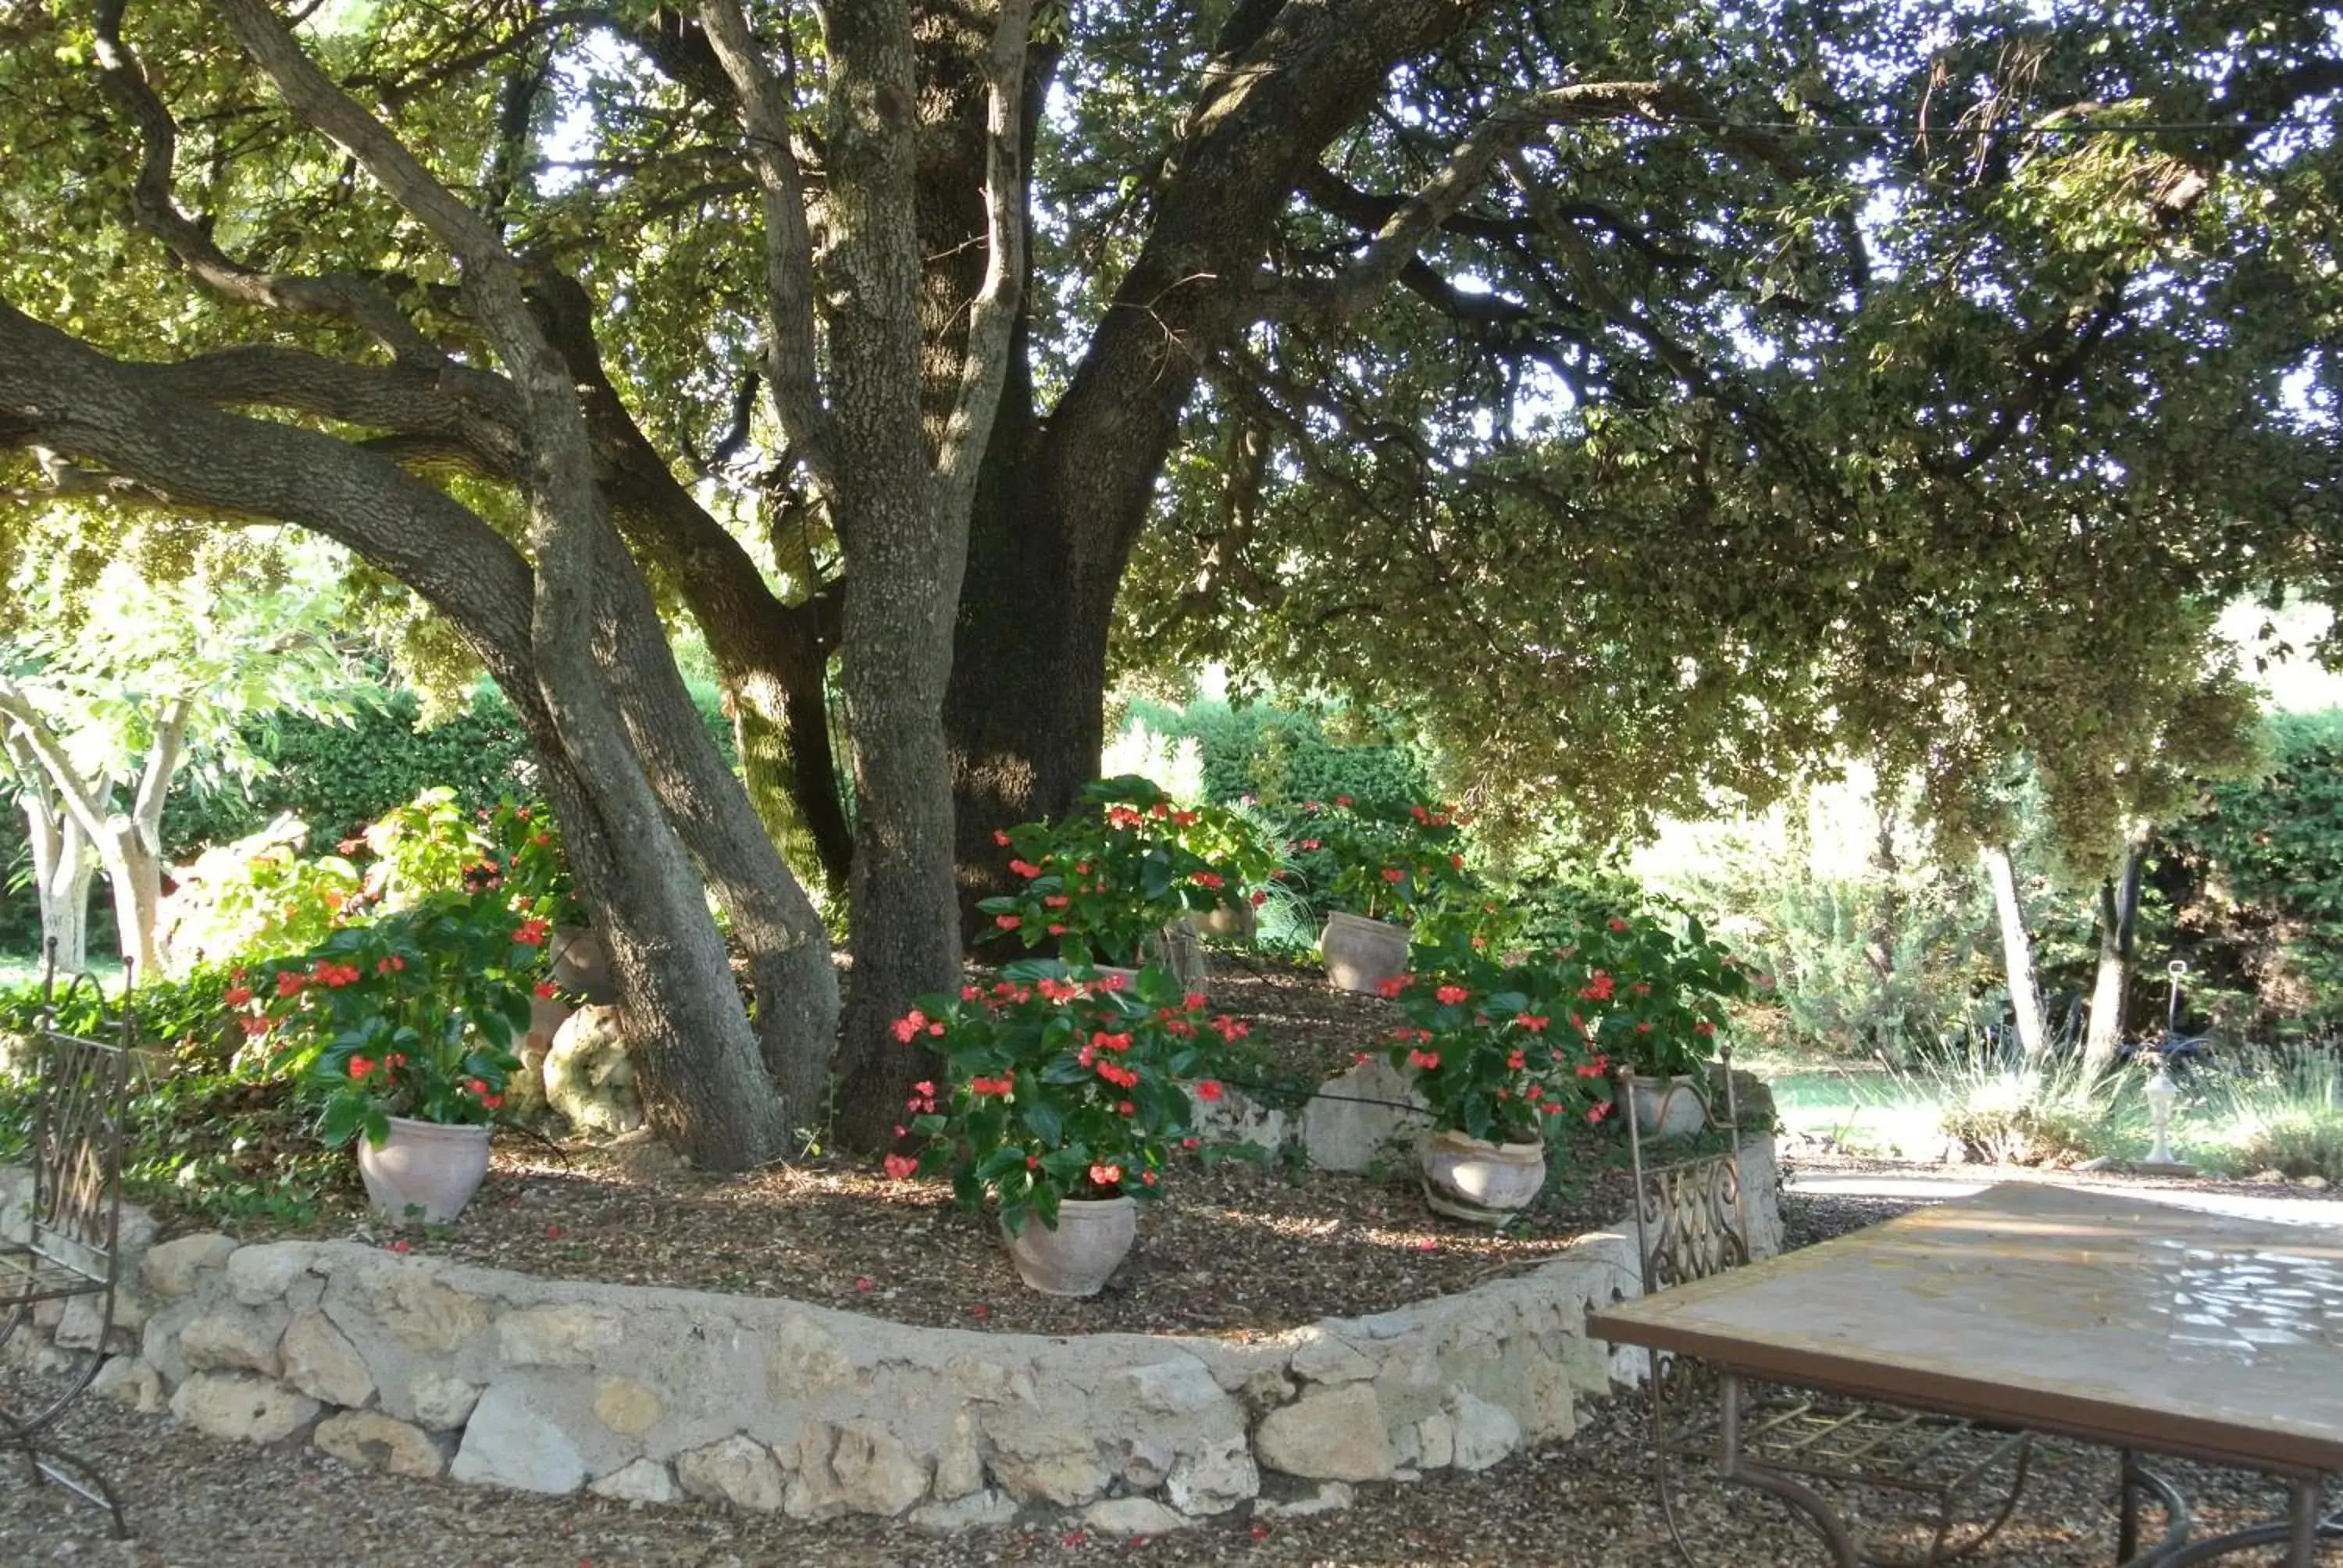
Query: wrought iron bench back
16 958 133 1285
1622 1053 1752 1295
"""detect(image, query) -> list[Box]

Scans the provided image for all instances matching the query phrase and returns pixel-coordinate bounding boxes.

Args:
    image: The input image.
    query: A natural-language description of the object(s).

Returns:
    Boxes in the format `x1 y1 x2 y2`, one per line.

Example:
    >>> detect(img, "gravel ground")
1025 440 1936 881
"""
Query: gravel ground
6 1186 2335 1566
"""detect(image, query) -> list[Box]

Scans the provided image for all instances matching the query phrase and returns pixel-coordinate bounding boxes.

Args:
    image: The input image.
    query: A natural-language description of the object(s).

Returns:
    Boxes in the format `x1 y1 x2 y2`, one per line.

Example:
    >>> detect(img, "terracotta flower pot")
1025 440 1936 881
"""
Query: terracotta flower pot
356 1116 493 1224
1001 1196 1137 1296
548 925 618 1004
1321 911 1410 994
1418 1128 1546 1224
1616 1074 1710 1139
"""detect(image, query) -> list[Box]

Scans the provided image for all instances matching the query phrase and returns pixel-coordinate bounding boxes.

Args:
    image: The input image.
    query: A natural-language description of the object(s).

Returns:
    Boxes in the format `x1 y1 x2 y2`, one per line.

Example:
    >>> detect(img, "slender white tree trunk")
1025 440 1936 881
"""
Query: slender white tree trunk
1980 842 2048 1062
2082 821 2152 1081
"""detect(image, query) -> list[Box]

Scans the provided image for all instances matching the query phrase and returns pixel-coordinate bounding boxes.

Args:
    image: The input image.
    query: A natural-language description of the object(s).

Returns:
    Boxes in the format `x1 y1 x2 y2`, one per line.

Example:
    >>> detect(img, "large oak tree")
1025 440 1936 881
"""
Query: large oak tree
3 0 2336 1159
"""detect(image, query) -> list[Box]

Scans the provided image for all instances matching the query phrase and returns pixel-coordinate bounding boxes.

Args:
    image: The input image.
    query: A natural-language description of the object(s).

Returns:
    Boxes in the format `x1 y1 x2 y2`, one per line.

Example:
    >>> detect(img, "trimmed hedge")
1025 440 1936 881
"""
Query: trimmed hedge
1121 697 1431 810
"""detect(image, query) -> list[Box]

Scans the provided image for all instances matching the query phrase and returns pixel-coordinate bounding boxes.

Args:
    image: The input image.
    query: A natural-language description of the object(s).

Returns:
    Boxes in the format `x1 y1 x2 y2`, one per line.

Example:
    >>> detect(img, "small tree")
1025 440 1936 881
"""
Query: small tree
0 524 360 976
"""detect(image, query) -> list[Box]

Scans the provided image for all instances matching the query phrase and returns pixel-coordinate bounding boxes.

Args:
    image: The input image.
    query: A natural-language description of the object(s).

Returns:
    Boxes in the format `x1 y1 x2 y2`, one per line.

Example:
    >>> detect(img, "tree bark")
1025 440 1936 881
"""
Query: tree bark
2082 821 2152 1080
5 735 94 974
1980 842 2048 1062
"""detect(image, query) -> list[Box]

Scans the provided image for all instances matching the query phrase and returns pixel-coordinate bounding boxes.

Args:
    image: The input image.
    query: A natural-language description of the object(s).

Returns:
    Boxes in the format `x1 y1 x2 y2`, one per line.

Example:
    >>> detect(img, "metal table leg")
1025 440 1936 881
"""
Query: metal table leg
1720 1372 1860 1567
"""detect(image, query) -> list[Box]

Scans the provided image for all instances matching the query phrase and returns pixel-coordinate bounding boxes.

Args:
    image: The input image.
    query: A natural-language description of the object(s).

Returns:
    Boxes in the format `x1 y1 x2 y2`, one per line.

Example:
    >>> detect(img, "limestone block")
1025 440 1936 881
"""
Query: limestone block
911 1489 1020 1531
1121 1436 1172 1489
591 1458 679 1504
316 1411 445 1478
1255 1480 1356 1520
1289 1332 1378 1385
141 1233 235 1299
1254 1382 1393 1481
677 1434 786 1513
593 1376 662 1437
496 1302 625 1367
1185 1083 1288 1151
933 1410 985 1500
1082 1497 1192 1535
450 1384 587 1495
406 1370 482 1431
825 1421 930 1517
170 1371 319 1444
375 1270 488 1355
1449 1389 1522 1472
55 1292 137 1354
90 1355 163 1414
1164 1433 1258 1516
545 1006 644 1134
281 1311 375 1408
1115 1356 1226 1417
1416 1409 1454 1470
765 1313 854 1395
985 1438 1112 1508
227 1242 312 1306
179 1305 287 1377
1300 1057 1425 1173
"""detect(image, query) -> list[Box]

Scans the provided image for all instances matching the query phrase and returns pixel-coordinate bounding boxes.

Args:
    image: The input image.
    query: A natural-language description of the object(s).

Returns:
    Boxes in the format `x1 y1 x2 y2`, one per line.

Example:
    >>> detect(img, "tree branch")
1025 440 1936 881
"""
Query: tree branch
1260 80 1689 325
91 0 445 363
697 0 838 494
0 684 116 851
932 0 1034 511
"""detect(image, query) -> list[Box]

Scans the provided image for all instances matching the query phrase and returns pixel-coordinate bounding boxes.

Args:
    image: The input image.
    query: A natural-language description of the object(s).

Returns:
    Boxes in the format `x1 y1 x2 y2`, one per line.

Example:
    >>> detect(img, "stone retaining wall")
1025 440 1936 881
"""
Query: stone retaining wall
2 1137 1779 1533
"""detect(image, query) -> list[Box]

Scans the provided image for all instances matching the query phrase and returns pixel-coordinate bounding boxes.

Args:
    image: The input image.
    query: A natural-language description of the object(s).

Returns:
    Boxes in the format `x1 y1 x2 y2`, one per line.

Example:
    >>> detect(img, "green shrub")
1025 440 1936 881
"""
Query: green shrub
1121 698 1430 810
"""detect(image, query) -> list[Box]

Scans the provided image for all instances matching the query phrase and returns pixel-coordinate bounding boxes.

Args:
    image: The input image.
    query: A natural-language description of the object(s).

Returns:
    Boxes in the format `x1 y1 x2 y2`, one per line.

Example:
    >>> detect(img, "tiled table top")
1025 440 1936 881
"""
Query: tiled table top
1589 1181 2343 1472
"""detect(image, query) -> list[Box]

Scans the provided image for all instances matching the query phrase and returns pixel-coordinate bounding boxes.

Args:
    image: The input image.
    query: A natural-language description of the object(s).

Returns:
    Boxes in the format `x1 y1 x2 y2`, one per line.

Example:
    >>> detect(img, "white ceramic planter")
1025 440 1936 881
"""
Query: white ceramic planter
356 1116 494 1224
1617 1074 1710 1139
1321 911 1410 994
1418 1129 1547 1224
1002 1196 1137 1296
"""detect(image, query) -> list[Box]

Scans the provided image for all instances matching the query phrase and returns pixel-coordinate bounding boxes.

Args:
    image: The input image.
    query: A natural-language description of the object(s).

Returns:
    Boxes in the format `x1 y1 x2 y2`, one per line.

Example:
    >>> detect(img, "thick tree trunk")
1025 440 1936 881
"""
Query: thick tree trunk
1980 842 2048 1063
944 0 1484 909
814 1 974 1151
2082 822 2152 1080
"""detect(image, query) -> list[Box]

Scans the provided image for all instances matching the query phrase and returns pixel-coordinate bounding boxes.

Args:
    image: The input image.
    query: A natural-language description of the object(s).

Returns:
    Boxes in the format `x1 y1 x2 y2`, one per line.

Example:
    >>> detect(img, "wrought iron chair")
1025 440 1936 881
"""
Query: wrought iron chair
0 943 134 1536
1623 1050 2032 1567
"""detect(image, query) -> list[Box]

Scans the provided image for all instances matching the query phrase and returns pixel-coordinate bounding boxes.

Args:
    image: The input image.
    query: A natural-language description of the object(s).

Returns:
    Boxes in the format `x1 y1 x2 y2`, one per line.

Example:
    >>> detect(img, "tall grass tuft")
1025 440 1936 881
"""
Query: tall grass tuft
2184 1044 2343 1184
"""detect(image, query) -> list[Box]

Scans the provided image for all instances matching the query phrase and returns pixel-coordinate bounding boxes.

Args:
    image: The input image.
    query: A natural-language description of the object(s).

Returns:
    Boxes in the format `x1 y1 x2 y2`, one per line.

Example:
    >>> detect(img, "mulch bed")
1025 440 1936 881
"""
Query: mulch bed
142 955 1647 1338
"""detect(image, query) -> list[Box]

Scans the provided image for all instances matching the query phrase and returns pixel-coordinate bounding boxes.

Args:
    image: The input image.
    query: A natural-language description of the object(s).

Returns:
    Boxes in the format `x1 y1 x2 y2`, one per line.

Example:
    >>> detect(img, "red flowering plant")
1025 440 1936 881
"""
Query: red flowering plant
1551 905 1756 1080
1293 796 1479 928
1381 934 1615 1146
233 889 542 1149
888 960 1251 1236
979 775 1279 968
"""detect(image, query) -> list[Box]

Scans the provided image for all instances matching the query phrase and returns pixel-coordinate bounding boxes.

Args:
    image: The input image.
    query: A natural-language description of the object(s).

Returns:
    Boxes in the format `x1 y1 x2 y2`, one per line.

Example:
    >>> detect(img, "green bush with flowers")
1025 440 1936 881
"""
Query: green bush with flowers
1284 796 1482 928
888 960 1251 1235
1379 944 1617 1145
231 889 551 1149
979 775 1279 968
1555 906 1756 1078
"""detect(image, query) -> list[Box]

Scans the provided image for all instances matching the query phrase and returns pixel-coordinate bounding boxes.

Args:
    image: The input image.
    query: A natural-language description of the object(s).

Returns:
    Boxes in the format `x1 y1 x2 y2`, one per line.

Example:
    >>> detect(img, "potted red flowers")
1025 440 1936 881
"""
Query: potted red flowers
236 889 540 1222
1382 935 1615 1223
887 960 1249 1295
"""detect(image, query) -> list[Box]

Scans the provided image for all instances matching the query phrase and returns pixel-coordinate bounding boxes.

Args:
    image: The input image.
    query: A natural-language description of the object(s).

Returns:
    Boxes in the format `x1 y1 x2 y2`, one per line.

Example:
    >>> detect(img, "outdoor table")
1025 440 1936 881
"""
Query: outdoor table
1586 1181 2343 1566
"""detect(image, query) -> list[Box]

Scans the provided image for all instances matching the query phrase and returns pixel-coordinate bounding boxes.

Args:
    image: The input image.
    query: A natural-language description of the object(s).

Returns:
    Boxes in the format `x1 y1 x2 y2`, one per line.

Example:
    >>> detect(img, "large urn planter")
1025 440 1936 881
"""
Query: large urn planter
356 1117 493 1224
1321 911 1410 994
1002 1196 1137 1296
1617 1074 1710 1139
547 925 618 1004
1418 1129 1546 1224
1182 902 1258 943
